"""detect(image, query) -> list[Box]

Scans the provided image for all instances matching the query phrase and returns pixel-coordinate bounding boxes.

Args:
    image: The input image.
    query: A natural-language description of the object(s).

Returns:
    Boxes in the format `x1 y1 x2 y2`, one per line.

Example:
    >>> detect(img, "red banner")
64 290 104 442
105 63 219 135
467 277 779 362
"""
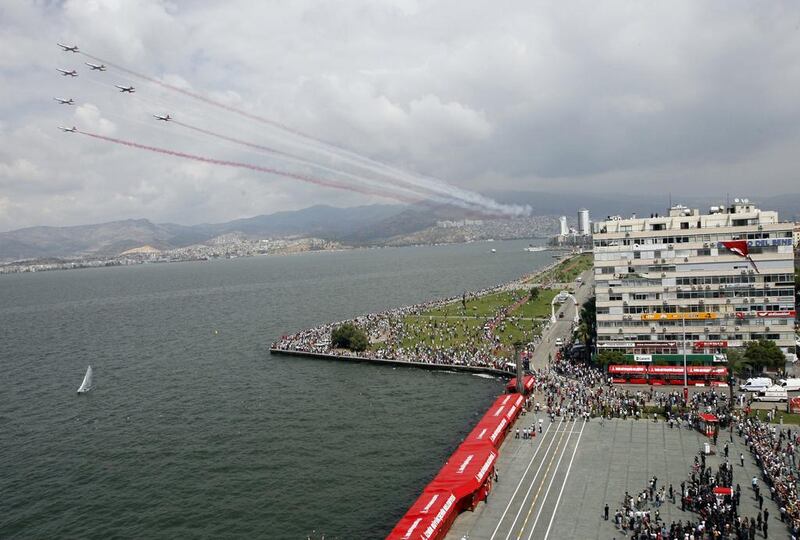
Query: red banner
756 310 796 318
608 365 728 377
694 341 728 348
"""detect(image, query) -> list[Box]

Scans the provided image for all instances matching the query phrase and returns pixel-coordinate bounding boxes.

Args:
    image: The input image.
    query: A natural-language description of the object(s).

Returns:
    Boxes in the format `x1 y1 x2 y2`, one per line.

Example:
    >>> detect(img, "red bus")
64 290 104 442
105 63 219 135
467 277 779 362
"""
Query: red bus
608 364 728 386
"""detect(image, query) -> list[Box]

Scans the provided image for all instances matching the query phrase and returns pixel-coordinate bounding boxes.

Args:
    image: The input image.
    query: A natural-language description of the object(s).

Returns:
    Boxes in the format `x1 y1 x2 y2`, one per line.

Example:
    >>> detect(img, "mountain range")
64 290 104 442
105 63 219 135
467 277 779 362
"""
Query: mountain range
2 191 798 263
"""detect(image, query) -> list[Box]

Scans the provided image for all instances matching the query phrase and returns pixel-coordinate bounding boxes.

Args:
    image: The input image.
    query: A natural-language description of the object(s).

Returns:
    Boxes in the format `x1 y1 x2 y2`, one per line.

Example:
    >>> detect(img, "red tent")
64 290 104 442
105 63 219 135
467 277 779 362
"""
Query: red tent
385 489 458 540
506 375 535 394
428 440 497 510
464 402 512 449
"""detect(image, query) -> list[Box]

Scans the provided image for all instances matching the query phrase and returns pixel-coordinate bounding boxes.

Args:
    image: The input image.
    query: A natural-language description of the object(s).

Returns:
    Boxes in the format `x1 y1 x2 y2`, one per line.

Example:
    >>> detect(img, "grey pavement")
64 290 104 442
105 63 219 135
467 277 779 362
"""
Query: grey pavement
447 416 789 539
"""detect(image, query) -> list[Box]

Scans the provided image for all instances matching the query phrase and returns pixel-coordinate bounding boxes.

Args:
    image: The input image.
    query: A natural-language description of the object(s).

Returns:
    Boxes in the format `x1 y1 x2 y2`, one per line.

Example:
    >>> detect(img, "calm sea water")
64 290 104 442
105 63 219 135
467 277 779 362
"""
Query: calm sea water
0 239 552 539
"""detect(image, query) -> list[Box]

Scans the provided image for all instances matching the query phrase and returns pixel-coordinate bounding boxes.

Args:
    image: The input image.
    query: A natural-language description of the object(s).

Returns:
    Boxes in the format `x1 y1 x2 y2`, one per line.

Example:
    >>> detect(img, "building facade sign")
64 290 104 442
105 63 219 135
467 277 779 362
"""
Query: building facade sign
694 341 728 348
641 312 717 321
634 354 652 363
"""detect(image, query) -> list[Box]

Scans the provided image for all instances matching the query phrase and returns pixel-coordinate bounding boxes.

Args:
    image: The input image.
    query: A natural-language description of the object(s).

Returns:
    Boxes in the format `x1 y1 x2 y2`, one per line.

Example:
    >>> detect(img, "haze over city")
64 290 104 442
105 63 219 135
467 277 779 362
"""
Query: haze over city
2 1 800 232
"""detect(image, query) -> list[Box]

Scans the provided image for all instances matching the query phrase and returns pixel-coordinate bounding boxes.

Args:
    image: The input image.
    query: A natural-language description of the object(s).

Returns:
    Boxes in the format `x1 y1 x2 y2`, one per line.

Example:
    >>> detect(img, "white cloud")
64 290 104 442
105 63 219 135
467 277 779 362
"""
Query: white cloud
0 0 798 231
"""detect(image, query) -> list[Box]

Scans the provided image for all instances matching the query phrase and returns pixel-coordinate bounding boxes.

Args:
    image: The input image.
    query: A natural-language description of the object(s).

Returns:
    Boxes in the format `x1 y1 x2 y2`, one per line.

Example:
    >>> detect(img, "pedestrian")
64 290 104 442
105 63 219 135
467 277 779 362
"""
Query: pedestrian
604 503 609 521
515 428 520 439
740 453 745 467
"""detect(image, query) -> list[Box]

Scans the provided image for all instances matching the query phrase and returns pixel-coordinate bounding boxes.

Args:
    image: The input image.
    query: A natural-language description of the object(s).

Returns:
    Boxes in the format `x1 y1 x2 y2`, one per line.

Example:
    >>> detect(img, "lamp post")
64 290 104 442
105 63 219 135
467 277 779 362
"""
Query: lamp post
682 310 688 404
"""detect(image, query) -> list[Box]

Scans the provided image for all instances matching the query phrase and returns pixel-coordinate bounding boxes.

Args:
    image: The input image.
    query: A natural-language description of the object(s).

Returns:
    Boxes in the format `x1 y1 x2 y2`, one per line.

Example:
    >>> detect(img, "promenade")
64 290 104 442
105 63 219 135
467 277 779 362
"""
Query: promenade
445 416 786 539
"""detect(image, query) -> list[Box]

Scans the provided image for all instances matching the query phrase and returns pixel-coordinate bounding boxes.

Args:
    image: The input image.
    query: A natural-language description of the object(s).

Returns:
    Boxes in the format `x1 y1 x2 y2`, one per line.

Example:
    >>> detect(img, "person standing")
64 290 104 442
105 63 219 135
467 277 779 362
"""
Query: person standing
604 503 609 521
740 453 745 467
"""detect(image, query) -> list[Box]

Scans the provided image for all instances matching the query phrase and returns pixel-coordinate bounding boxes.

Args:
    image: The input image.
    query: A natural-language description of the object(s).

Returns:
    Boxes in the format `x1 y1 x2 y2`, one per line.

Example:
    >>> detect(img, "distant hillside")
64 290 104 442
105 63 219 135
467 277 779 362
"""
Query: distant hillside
2 191 796 263
0 204 408 263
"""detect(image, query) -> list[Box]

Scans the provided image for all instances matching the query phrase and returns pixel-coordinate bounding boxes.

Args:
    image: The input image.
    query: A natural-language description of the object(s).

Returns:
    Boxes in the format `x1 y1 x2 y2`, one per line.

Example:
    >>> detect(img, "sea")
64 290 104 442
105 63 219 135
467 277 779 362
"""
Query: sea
0 239 554 539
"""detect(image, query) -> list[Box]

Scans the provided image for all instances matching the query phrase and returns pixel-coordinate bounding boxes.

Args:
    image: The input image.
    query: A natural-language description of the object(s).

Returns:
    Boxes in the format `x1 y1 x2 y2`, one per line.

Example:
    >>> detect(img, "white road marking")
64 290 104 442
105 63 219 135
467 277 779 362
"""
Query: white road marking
543 419 587 539
525 420 578 540
488 421 554 540
497 418 566 540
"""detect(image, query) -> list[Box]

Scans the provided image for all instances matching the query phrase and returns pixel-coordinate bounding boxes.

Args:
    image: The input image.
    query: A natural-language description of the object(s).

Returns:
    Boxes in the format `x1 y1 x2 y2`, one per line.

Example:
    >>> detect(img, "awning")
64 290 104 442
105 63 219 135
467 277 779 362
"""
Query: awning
428 441 497 500
386 489 458 540
464 416 509 448
698 413 718 423
506 375 535 394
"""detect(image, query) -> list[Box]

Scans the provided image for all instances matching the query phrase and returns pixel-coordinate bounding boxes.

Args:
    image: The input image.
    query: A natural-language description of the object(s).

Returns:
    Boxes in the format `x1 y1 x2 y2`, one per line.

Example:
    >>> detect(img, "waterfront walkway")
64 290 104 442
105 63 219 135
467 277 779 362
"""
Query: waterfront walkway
445 416 786 539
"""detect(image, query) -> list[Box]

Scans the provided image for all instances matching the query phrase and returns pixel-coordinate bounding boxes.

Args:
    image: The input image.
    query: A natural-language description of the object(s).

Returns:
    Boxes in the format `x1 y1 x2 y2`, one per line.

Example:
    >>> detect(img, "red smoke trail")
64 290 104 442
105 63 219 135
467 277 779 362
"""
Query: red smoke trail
80 51 519 217
77 130 425 204
170 119 454 202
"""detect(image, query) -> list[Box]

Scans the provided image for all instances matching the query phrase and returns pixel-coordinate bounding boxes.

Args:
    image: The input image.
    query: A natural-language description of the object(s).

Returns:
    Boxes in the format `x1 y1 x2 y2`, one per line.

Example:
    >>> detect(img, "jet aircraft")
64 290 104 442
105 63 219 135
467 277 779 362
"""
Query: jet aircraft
57 68 78 77
85 62 107 71
115 85 135 93
153 114 171 121
53 97 75 105
58 126 77 132
57 42 79 52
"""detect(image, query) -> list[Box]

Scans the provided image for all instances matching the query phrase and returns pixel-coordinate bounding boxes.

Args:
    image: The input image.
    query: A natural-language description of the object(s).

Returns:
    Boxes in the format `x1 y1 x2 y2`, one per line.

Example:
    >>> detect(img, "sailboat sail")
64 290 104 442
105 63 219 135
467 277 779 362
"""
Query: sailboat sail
77 365 93 394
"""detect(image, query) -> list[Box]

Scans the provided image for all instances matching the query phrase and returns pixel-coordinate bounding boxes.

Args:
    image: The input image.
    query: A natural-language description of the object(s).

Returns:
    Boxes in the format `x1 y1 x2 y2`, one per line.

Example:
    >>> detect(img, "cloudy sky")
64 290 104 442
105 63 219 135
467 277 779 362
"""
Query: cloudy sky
1 0 799 231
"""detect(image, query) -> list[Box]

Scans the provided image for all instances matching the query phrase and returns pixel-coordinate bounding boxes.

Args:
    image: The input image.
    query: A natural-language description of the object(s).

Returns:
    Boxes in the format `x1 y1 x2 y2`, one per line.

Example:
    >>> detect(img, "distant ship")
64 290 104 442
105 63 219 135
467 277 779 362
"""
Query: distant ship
77 365 93 394
490 248 497 253
524 245 546 252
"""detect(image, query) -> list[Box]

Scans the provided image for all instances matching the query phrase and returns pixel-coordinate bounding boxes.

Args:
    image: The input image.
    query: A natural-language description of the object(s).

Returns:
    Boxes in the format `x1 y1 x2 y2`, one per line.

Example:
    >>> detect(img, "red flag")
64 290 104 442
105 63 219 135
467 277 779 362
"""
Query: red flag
721 240 759 273
721 240 748 258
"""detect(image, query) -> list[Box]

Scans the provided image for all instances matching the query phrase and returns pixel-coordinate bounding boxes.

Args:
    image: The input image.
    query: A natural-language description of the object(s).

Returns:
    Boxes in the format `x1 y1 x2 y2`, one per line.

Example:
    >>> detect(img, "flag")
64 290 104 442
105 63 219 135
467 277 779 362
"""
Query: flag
721 240 759 273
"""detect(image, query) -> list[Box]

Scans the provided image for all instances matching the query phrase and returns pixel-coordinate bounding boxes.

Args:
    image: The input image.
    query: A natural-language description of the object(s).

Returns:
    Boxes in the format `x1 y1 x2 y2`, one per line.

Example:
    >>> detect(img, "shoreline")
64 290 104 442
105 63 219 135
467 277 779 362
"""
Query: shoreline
270 251 587 370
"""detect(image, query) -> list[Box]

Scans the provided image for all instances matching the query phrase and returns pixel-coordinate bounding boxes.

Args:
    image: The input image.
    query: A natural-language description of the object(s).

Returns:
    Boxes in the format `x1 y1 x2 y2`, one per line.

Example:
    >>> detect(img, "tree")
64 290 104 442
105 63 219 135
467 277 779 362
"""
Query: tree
597 350 626 368
529 287 540 301
725 348 753 377
331 323 369 352
743 340 785 373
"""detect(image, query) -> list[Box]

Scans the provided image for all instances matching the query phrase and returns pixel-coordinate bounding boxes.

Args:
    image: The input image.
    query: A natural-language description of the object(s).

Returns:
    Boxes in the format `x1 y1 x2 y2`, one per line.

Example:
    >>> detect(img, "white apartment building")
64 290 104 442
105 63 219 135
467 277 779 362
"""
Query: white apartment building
578 209 590 236
592 201 796 360
559 216 569 236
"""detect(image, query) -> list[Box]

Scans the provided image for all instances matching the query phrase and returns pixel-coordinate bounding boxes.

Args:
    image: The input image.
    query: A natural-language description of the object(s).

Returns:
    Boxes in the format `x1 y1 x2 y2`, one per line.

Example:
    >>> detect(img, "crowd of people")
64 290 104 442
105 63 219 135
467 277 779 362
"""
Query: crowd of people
271 260 565 369
739 416 800 537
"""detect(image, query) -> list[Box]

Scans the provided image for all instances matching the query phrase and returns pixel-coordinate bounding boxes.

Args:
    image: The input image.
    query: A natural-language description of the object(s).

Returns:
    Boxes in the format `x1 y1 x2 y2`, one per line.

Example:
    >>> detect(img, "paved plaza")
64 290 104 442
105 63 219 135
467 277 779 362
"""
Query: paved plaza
446 415 789 539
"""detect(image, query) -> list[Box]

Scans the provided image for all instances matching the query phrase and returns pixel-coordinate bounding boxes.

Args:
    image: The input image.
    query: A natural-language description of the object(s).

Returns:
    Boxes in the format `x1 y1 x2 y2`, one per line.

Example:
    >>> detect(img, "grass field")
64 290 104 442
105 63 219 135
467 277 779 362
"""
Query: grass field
394 288 557 350
533 253 593 284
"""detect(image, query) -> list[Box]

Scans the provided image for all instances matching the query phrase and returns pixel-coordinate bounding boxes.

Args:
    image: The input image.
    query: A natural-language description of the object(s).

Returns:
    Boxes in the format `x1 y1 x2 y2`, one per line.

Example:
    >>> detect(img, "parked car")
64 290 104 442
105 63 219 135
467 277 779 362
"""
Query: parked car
753 385 788 402
779 378 800 392
555 337 564 347
739 377 773 392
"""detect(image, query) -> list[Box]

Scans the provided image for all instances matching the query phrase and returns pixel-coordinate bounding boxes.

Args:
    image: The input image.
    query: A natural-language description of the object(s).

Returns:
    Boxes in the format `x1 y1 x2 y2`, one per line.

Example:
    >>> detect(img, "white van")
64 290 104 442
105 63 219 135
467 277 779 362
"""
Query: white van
739 377 773 392
753 385 788 402
779 378 800 392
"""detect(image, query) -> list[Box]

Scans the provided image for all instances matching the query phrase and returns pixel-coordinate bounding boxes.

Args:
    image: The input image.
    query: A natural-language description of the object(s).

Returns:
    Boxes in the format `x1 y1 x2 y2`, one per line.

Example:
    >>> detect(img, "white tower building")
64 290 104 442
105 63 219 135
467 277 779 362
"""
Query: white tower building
559 216 568 236
578 208 590 235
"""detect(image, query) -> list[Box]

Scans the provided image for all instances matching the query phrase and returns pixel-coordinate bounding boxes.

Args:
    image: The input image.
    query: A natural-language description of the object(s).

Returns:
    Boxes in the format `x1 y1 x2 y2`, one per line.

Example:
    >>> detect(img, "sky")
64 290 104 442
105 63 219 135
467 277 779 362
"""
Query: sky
1 0 799 231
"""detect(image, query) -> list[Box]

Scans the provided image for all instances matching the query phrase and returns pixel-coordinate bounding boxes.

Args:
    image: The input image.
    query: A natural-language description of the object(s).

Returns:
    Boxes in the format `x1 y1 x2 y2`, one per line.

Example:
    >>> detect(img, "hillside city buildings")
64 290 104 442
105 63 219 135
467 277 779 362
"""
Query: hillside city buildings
592 200 797 363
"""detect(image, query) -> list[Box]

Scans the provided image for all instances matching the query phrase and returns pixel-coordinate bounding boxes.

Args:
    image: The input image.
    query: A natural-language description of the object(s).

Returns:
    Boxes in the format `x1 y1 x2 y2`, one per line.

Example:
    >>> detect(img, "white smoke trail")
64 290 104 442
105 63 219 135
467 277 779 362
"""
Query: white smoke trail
79 50 530 217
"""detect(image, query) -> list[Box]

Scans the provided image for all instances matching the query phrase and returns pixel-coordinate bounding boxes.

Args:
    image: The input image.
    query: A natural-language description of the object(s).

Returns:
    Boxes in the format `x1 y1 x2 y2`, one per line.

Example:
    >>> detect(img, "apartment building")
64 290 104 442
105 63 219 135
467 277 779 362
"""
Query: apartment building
592 200 796 362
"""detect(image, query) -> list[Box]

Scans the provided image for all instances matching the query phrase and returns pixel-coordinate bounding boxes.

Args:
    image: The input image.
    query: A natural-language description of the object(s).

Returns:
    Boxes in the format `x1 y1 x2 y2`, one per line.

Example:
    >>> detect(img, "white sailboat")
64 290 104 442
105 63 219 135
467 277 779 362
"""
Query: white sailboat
77 365 93 394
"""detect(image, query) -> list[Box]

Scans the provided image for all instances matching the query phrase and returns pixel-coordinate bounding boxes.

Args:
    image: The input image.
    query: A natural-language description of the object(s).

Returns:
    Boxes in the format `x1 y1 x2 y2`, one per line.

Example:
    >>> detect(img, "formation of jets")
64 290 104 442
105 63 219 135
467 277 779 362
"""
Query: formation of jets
56 43 171 132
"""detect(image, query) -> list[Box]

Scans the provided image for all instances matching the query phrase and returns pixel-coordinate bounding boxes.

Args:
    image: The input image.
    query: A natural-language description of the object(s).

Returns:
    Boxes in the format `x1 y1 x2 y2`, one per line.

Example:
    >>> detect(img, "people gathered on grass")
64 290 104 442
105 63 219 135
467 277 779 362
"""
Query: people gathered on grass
272 279 547 370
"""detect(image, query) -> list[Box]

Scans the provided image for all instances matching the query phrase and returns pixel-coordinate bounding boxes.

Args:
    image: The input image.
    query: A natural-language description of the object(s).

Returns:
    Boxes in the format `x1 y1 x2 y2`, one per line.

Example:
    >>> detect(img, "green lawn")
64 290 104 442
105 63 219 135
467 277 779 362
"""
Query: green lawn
747 409 800 425
518 289 559 318
399 316 484 349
